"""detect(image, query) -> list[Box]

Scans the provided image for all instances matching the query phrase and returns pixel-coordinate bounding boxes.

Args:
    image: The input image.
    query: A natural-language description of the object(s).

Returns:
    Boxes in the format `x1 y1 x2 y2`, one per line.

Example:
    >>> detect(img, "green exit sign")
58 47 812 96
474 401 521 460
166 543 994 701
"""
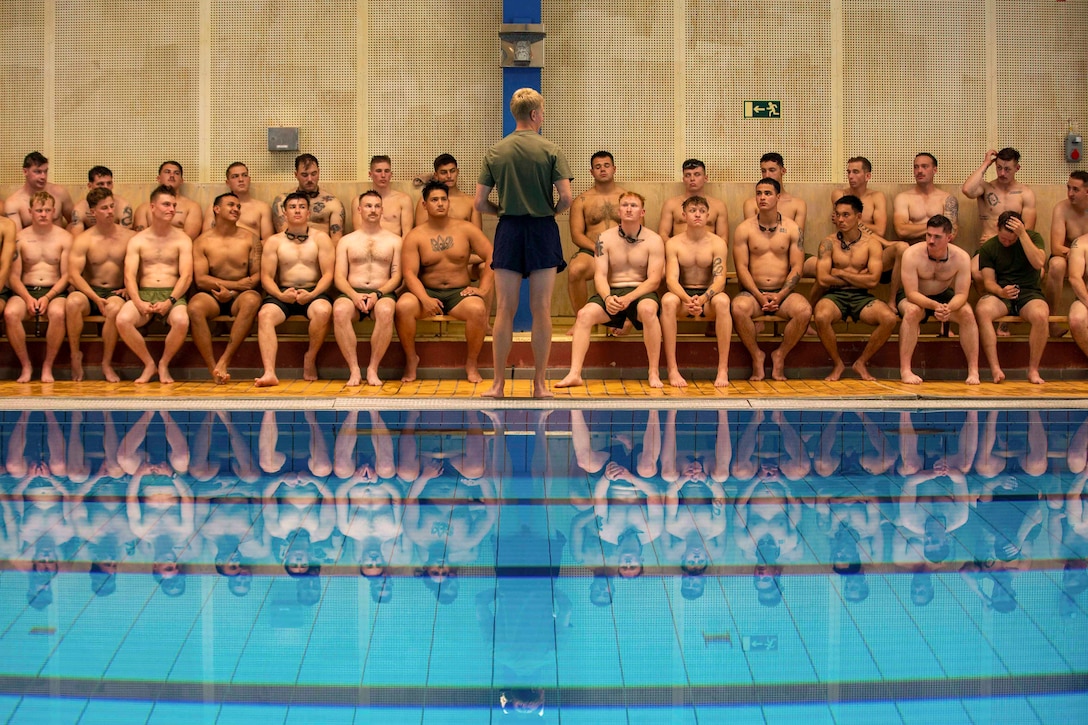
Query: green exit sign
744 101 781 118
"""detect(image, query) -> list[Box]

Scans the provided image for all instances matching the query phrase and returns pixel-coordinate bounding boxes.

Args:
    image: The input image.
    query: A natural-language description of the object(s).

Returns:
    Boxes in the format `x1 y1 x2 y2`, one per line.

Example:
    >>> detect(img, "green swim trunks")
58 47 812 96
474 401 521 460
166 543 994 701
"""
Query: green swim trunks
26 285 67 301
822 287 877 322
425 286 473 314
91 285 124 300
139 287 186 307
572 247 594 259
895 287 954 322
589 286 660 330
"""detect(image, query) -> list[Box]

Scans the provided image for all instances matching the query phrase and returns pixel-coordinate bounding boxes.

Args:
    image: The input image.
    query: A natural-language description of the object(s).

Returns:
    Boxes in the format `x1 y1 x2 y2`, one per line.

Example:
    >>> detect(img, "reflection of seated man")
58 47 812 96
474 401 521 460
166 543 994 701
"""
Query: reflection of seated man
394 181 493 383
132 160 203 239
332 191 402 386
189 193 263 384
5 192 72 382
69 165 134 235
333 409 401 579
592 459 664 579
660 409 731 600
975 211 1048 384
254 192 335 387
126 461 195 597
896 460 969 565
116 186 193 384
732 178 811 381
661 196 731 388
733 410 811 481
897 214 979 384
814 195 898 381
733 464 802 607
65 188 134 383
557 192 665 388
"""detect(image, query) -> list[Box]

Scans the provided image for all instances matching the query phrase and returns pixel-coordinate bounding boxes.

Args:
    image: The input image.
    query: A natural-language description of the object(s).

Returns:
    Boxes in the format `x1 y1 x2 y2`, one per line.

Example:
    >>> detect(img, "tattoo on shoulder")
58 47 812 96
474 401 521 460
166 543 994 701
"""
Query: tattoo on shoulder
595 239 604 257
818 239 832 257
712 257 724 278
330 224 342 235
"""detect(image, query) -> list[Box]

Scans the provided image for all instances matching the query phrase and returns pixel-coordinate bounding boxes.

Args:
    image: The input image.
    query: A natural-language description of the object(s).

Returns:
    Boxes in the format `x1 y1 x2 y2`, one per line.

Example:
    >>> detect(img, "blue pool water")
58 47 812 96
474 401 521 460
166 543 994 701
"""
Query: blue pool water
0 408 1085 724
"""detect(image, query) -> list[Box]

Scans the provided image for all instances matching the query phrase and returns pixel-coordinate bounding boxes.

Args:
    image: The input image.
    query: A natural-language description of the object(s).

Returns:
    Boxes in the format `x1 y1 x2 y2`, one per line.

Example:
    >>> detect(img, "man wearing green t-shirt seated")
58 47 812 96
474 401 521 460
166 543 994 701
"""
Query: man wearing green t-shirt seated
975 210 1048 384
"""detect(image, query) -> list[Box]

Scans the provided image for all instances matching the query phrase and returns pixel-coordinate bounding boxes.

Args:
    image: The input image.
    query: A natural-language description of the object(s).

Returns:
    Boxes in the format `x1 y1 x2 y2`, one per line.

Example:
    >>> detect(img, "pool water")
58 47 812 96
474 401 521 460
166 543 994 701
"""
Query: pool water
0 408 1085 724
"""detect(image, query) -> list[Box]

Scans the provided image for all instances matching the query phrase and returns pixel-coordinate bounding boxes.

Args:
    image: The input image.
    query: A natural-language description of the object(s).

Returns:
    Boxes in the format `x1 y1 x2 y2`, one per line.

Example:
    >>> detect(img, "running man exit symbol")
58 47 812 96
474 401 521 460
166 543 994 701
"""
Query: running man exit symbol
744 101 781 118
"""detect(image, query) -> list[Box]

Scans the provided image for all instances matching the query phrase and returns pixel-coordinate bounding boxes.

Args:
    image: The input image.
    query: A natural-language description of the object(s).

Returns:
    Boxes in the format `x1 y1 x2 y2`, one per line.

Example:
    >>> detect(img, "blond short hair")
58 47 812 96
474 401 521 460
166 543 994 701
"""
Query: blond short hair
510 88 544 122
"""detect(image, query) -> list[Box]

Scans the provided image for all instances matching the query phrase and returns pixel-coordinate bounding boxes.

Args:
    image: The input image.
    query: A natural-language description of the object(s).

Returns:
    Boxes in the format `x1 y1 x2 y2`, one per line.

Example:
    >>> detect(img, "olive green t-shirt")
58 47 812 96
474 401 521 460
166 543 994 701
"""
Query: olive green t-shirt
478 130 572 217
978 230 1045 291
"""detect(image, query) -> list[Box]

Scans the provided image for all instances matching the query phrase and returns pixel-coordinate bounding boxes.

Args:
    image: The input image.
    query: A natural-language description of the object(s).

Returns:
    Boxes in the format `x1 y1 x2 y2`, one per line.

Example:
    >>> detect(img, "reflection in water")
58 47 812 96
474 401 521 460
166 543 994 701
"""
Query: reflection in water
0 408 1085 714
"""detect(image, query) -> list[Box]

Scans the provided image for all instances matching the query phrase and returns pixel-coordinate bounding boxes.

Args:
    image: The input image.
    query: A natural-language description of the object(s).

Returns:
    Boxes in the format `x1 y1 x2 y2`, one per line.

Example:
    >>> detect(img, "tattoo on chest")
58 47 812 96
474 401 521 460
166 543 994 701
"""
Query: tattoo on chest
311 201 326 217
430 234 454 252
985 192 1000 208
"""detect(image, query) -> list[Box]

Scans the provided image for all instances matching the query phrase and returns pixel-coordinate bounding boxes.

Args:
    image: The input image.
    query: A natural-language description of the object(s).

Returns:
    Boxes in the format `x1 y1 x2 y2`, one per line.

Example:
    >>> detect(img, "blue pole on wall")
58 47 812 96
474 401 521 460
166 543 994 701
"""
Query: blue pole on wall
502 0 541 331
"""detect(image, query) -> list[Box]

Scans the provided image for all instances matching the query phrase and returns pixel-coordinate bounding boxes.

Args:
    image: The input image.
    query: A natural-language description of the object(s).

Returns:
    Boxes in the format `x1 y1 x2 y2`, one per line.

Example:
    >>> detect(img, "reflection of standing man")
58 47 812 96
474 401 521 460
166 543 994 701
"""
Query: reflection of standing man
475 88 573 399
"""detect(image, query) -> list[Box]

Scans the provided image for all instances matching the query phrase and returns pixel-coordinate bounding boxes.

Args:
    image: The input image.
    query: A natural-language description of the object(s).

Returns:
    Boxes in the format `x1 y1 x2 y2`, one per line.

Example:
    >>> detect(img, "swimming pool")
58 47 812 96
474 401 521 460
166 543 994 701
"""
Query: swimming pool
0 408 1084 724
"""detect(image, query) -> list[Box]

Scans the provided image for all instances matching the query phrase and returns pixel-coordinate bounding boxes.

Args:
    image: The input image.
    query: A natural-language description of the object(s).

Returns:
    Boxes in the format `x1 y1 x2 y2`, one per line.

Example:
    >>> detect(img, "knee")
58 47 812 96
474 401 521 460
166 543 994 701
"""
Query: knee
711 294 730 314
310 302 332 323
901 304 924 323
661 293 680 314
636 299 660 321
332 300 354 324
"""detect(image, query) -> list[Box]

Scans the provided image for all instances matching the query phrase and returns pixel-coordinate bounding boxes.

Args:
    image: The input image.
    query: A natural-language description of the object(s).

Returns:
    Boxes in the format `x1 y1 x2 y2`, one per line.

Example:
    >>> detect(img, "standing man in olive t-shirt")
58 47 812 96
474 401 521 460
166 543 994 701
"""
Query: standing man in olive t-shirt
975 210 1048 384
475 88 573 399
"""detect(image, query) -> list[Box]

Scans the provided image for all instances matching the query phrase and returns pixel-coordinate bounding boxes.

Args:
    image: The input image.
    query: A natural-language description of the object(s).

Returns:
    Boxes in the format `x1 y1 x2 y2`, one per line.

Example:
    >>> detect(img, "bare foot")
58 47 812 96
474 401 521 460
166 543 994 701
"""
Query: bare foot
714 370 730 388
1028 370 1046 384
15 365 32 383
965 371 980 385
465 364 483 384
900 369 923 385
533 382 554 399
212 363 231 384
401 354 419 382
41 366 55 384
824 362 846 382
102 363 120 383
302 352 318 381
158 362 174 384
748 349 766 381
770 349 787 381
608 319 634 337
806 325 817 337
997 322 1011 337
254 371 279 387
346 370 362 387
852 360 876 381
554 373 584 389
134 362 157 384
648 373 664 389
667 369 688 388
481 381 505 398
71 352 84 382
365 369 383 386
1051 324 1068 338
990 368 1006 384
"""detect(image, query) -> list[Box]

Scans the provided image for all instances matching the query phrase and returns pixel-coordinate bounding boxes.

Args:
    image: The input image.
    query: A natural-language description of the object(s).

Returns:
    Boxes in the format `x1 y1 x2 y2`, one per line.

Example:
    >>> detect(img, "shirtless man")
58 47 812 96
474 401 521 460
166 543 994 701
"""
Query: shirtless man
115 186 193 384
65 188 135 382
5 192 72 382
255 191 335 386
661 196 731 387
414 154 481 228
273 154 346 243
355 155 413 237
975 211 1048 384
395 181 493 383
5 152 74 230
897 215 979 385
733 178 812 381
742 153 808 233
893 152 959 242
333 190 403 386
657 159 730 240
1046 171 1088 334
0 213 16 318
814 195 898 381
189 192 263 384
69 166 134 235
133 161 203 240
568 151 625 314
557 192 666 388
833 156 888 235
1065 232 1088 362
202 162 274 241
962 148 1037 243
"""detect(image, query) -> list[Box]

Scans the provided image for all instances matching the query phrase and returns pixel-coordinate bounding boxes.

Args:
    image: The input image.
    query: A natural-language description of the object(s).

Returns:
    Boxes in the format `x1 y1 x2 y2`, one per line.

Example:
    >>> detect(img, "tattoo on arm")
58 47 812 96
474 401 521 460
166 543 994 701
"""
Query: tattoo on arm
330 224 342 236
1073 239 1081 249
797 230 805 249
785 273 800 291
595 239 603 257
944 196 959 220
818 239 832 258
712 257 724 279
705 289 716 301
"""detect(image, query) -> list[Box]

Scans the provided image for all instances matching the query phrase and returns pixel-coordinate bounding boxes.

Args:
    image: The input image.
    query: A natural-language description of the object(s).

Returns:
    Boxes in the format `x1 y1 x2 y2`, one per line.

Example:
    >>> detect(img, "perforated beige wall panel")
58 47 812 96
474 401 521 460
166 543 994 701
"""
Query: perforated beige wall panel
366 0 503 188
995 0 1088 185
53 0 200 186
0 7 46 184
211 0 358 185
543 0 675 192
843 1 986 186
687 0 832 184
